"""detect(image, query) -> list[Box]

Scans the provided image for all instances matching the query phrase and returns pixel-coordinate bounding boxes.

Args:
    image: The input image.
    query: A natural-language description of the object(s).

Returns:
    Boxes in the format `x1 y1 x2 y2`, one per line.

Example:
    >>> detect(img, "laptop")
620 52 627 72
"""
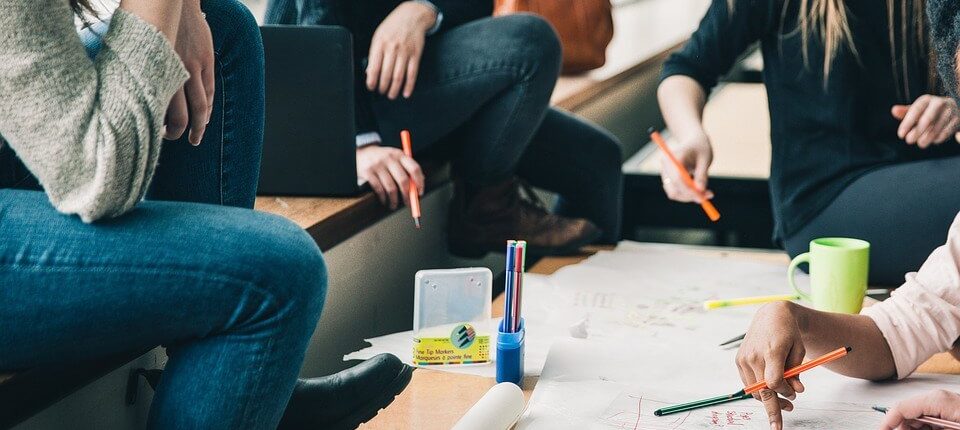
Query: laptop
257 25 364 196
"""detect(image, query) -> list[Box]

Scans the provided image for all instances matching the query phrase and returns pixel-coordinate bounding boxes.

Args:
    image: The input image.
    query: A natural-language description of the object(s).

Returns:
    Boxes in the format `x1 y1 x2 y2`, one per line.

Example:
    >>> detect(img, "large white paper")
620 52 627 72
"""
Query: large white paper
344 243 800 377
519 339 960 430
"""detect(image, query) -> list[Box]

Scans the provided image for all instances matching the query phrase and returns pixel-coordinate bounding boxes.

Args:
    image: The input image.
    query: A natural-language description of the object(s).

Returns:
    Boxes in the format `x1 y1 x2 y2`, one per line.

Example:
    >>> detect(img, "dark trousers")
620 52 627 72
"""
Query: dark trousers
370 15 624 243
785 155 960 286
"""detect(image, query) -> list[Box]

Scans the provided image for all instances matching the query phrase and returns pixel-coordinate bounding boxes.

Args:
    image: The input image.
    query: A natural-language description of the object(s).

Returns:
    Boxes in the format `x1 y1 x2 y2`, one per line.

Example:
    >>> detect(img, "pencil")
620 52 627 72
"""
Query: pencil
873 406 960 430
655 391 752 416
742 346 851 395
400 130 422 229
648 128 720 222
719 333 746 347
704 294 801 310
513 241 526 333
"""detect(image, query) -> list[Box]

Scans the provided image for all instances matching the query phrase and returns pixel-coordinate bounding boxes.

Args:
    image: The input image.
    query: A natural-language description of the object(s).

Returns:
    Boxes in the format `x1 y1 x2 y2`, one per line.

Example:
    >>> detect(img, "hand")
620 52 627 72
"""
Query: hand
165 1 214 145
659 131 714 203
357 144 425 210
879 390 960 429
891 94 960 148
735 302 807 430
365 1 437 100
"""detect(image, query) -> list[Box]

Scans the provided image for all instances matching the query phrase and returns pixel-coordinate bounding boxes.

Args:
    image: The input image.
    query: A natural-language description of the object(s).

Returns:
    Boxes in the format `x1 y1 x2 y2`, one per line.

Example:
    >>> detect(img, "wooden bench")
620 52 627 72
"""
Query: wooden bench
0 0 711 426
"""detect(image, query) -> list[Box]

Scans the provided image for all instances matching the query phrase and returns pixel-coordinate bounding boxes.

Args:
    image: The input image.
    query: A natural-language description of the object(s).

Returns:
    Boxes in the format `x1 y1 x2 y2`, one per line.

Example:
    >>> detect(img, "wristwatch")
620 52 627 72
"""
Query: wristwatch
412 0 443 36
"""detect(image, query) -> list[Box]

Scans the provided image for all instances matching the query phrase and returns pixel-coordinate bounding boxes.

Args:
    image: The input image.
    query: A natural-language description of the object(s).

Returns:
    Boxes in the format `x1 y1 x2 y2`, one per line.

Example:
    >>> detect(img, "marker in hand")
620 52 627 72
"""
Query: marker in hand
648 128 720 222
400 130 422 229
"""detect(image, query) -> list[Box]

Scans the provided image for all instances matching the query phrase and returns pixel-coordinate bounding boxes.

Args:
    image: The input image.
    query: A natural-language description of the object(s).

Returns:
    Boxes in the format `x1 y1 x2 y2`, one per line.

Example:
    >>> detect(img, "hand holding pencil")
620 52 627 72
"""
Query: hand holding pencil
876 391 960 430
649 128 720 221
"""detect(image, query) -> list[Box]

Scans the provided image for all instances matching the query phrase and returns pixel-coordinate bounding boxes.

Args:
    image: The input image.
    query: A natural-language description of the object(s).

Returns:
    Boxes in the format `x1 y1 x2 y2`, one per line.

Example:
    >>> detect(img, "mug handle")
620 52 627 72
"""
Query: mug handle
788 252 812 302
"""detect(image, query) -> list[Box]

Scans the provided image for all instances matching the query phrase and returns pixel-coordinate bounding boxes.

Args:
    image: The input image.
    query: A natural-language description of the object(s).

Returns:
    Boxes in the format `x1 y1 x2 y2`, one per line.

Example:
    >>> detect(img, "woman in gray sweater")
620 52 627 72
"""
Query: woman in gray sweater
0 0 409 428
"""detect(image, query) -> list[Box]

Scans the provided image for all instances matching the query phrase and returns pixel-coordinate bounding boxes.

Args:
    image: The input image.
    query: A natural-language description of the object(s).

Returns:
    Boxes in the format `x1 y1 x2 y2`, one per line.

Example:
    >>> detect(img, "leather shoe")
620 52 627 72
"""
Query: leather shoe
448 177 602 258
277 353 414 430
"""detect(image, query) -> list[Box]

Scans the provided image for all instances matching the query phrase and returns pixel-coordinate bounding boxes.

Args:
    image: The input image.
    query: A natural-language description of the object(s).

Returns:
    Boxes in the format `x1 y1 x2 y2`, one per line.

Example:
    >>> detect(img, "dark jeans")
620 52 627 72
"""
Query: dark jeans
371 15 624 243
785 155 960 286
0 1 326 428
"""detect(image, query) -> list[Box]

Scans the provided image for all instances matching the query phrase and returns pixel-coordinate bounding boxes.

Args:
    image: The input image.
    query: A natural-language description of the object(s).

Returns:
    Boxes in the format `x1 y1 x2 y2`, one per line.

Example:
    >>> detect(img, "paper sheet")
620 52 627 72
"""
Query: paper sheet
518 339 960 430
344 242 803 377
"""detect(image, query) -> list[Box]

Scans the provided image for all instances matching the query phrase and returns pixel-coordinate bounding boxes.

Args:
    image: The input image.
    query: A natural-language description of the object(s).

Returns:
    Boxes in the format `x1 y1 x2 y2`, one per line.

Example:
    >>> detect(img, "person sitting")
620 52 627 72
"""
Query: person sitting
0 0 409 428
657 0 960 285
265 0 625 257
736 212 960 429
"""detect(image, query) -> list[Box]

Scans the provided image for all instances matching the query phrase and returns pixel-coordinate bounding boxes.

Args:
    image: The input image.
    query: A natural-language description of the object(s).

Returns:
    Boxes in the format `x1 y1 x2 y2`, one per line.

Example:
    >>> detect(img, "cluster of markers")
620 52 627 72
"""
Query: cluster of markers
503 240 527 333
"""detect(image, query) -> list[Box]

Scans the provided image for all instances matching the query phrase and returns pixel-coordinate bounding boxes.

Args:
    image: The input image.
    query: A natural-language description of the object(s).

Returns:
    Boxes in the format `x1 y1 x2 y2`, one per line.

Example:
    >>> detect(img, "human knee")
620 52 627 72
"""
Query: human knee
228 212 328 318
203 0 264 57
593 129 623 168
491 14 562 73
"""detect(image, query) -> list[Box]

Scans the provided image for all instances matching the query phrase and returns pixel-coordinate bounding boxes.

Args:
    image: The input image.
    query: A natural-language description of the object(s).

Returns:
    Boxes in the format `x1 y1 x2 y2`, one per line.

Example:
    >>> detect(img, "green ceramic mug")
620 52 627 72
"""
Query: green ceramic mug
788 238 870 314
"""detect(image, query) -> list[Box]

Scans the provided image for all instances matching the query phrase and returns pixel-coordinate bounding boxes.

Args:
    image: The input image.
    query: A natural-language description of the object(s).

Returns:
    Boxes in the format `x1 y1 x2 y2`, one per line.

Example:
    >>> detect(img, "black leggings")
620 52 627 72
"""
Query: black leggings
784 155 960 286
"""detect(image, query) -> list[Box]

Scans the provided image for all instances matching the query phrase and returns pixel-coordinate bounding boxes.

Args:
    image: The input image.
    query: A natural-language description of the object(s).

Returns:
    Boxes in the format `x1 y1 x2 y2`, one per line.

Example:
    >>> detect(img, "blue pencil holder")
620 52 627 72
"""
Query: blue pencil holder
496 318 525 386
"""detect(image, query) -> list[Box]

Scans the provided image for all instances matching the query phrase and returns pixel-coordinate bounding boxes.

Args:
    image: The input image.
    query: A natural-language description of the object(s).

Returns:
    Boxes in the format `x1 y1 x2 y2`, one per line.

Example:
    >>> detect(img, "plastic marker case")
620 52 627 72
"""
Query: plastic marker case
413 268 492 366
496 318 525 386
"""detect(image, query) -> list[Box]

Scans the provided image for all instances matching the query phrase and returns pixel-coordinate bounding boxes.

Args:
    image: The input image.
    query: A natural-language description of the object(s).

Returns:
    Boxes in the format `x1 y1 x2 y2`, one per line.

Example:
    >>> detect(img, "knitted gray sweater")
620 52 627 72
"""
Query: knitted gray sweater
0 1 188 222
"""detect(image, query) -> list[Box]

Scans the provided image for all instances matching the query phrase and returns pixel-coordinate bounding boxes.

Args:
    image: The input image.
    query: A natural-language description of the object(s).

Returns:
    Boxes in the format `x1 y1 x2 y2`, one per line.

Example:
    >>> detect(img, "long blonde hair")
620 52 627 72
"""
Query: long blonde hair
728 0 930 96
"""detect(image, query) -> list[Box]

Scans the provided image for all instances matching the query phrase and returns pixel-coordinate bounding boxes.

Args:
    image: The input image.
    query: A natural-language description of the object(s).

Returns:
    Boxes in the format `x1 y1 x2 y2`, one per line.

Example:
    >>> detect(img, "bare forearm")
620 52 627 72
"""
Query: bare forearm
119 0 184 42
657 75 708 139
791 303 897 381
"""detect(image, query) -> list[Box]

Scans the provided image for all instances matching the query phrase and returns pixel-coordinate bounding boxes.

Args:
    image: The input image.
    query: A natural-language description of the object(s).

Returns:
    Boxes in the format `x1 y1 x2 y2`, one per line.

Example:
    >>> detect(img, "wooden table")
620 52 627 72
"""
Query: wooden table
360 247 960 430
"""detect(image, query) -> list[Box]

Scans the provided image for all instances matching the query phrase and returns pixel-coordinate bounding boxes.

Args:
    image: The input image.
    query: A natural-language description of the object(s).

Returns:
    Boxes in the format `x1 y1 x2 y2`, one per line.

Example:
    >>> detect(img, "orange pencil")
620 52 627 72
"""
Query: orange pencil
647 128 721 222
400 130 422 229
743 346 851 395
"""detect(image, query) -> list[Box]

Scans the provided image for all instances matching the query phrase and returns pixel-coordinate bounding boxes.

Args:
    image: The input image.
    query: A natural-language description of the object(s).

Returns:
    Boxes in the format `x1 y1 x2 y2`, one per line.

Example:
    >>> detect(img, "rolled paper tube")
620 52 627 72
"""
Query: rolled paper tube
451 383 525 430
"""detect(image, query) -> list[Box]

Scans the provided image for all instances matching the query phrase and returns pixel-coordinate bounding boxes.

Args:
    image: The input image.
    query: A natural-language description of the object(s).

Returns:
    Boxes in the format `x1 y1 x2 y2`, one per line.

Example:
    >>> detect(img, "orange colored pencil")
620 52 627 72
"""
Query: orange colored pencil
743 347 851 395
400 130 422 229
648 128 720 222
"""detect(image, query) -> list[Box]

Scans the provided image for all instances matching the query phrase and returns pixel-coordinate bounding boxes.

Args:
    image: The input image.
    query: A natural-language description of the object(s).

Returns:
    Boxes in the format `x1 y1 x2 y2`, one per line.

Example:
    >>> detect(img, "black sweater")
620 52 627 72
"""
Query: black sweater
265 0 492 136
662 0 960 240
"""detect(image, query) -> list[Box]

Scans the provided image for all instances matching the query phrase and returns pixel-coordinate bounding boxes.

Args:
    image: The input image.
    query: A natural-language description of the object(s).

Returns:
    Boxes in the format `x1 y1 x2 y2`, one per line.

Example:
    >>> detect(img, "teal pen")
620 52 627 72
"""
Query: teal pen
873 406 960 429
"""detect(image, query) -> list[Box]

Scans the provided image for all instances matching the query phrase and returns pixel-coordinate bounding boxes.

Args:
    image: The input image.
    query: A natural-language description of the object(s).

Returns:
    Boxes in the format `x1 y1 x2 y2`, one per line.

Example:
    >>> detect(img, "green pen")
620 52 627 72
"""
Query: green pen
654 391 753 416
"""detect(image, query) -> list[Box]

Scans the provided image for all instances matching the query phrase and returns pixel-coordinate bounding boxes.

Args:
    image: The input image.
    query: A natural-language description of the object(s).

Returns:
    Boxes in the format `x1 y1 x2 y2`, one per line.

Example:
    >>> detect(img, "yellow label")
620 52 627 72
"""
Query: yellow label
413 323 490 365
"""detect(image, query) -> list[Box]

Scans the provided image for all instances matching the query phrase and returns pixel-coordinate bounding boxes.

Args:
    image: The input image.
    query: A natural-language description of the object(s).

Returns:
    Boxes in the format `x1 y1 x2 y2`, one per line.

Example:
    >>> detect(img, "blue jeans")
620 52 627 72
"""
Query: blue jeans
0 1 327 429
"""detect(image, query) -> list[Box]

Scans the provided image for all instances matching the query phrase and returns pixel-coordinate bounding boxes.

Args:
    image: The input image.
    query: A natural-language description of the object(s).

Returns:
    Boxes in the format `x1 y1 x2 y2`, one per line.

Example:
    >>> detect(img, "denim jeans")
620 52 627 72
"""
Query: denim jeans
0 1 327 429
370 15 624 243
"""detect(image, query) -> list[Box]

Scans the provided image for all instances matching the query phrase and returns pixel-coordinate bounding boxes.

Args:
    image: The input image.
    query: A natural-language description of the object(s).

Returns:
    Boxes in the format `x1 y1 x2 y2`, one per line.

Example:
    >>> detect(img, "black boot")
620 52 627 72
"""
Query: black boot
277 353 414 430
